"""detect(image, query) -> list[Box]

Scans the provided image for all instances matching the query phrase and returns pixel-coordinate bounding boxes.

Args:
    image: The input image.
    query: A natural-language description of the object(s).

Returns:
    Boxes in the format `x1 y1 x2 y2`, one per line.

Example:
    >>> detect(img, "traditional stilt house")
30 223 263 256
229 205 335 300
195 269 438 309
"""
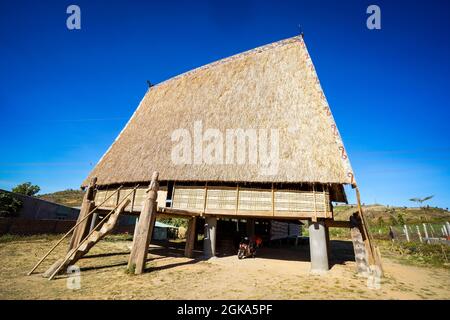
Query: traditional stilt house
30 35 381 279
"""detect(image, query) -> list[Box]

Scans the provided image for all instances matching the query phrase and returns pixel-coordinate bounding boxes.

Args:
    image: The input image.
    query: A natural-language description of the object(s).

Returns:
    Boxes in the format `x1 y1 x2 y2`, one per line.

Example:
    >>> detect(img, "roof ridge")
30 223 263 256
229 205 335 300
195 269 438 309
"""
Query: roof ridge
153 35 303 89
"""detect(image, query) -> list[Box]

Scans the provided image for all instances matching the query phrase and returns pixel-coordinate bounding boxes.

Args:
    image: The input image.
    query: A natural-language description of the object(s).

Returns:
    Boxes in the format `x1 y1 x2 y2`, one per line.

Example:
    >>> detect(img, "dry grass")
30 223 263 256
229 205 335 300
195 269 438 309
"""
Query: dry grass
1 235 449 300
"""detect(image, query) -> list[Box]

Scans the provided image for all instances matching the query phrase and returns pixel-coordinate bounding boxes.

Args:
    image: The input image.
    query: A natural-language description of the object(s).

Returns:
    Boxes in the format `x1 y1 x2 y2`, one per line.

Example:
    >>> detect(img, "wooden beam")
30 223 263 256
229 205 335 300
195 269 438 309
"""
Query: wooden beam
68 177 97 251
128 172 159 275
158 207 202 217
324 220 352 228
312 184 317 222
355 186 378 269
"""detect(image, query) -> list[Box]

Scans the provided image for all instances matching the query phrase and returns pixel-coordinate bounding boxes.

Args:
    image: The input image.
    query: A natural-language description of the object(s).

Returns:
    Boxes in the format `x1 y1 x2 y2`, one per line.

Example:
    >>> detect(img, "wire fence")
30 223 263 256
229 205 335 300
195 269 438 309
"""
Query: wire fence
386 222 450 244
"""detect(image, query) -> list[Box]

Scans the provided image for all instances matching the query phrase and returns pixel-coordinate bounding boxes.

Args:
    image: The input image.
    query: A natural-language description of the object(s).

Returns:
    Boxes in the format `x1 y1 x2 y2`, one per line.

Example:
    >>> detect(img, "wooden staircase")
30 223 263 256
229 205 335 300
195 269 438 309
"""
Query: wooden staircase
44 199 130 280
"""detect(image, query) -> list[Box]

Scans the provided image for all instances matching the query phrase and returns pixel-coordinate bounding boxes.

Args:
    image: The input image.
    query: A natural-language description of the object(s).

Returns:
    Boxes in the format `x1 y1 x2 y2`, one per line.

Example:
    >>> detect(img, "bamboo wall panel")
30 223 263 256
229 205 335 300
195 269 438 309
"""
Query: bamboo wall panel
172 187 205 210
95 186 332 218
274 191 330 212
238 189 272 211
205 188 237 210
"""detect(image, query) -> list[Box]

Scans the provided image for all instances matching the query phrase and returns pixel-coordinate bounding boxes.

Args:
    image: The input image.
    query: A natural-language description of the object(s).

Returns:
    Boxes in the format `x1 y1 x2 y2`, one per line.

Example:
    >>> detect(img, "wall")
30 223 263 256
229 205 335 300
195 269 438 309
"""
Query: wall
1 189 80 220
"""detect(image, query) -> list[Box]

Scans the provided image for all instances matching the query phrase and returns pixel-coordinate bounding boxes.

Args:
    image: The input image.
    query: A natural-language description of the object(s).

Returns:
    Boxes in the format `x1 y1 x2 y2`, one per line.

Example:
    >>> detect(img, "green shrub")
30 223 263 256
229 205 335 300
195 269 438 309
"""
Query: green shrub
0 191 23 217
380 240 449 268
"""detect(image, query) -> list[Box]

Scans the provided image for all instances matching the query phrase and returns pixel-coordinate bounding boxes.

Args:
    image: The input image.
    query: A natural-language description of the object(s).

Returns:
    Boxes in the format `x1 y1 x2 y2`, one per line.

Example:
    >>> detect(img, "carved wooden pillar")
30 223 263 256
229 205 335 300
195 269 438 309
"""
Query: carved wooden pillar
128 172 159 274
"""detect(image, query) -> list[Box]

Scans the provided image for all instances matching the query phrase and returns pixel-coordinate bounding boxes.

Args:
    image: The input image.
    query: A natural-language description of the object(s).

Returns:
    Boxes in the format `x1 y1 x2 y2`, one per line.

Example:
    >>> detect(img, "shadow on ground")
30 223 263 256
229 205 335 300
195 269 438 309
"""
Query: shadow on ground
77 239 355 274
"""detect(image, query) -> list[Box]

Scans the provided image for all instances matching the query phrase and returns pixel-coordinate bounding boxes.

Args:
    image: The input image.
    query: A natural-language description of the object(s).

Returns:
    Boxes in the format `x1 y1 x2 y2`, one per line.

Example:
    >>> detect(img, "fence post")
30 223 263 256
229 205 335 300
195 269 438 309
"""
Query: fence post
423 223 429 243
445 222 450 236
429 224 435 237
403 225 410 242
416 225 422 243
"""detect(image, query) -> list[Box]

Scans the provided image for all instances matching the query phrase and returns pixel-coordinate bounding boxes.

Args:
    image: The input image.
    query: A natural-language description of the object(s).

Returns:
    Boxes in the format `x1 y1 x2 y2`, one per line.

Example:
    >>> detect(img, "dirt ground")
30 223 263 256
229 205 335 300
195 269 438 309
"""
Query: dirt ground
0 236 449 300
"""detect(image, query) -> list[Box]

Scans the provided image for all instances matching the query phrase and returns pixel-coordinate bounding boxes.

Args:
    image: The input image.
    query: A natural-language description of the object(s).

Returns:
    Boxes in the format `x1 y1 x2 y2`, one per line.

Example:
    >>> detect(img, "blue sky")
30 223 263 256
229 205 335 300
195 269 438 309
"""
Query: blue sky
0 0 449 208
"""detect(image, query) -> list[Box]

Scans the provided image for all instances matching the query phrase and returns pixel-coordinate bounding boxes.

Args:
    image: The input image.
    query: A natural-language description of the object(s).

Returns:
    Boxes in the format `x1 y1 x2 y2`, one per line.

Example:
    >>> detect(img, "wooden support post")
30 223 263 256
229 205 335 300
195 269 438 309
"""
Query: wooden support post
128 172 159 275
184 217 197 258
246 219 255 238
271 183 275 217
69 177 97 251
133 217 139 235
312 184 317 222
324 224 331 260
89 212 99 233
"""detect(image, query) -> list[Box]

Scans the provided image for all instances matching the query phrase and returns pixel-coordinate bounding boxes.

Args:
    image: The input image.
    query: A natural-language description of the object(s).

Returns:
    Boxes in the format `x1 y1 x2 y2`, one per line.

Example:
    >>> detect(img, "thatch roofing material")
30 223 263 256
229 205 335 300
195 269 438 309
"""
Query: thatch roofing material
83 36 354 187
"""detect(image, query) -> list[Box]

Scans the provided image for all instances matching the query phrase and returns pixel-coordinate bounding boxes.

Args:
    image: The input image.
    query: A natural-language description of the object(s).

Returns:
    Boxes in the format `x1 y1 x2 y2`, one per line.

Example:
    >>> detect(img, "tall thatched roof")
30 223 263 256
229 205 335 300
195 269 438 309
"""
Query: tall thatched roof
83 36 355 187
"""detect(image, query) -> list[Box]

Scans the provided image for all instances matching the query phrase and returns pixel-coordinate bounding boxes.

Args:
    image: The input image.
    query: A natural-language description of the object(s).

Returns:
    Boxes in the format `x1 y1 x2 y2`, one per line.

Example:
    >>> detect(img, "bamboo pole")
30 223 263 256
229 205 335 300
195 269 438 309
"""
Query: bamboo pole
271 183 275 217
27 185 123 275
312 184 317 222
48 186 138 280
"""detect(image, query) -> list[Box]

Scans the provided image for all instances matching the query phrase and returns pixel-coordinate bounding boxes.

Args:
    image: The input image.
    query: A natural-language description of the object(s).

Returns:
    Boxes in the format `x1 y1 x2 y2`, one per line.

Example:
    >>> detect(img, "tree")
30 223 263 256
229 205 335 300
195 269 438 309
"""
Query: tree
389 215 398 226
0 191 23 217
12 182 40 196
397 213 405 225
409 195 434 207
377 216 384 228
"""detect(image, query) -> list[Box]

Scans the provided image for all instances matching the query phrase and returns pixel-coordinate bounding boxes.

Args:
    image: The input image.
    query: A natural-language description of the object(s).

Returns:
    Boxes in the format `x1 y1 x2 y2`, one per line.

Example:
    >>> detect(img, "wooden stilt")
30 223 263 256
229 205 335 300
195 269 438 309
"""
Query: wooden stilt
184 217 197 258
128 172 159 275
246 219 255 238
89 212 99 233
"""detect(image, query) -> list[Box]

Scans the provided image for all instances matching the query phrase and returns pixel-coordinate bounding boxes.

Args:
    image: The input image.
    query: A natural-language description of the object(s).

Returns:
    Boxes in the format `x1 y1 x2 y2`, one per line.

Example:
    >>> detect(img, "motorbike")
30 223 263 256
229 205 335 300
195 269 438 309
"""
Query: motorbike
237 237 256 259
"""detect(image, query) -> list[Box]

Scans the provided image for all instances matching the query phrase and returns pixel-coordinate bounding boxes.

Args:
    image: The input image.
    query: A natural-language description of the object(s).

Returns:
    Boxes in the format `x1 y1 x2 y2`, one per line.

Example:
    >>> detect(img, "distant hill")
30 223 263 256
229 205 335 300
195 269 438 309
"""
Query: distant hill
38 189 85 208
334 204 450 226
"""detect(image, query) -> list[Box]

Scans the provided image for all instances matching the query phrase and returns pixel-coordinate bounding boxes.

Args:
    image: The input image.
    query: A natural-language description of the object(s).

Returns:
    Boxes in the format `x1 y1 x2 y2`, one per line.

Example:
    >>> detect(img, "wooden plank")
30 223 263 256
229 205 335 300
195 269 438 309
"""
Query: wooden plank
68 177 97 251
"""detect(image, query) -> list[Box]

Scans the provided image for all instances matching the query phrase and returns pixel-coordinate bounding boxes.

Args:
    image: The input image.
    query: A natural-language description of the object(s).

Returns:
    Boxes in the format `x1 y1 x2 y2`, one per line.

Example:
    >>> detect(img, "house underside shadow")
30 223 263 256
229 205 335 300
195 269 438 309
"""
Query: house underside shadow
211 238 356 269
62 237 355 277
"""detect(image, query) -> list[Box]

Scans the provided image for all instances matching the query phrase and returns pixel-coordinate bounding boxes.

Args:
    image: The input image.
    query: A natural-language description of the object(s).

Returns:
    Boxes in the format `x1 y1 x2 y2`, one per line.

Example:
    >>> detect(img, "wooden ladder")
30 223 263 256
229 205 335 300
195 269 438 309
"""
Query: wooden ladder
44 198 131 280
